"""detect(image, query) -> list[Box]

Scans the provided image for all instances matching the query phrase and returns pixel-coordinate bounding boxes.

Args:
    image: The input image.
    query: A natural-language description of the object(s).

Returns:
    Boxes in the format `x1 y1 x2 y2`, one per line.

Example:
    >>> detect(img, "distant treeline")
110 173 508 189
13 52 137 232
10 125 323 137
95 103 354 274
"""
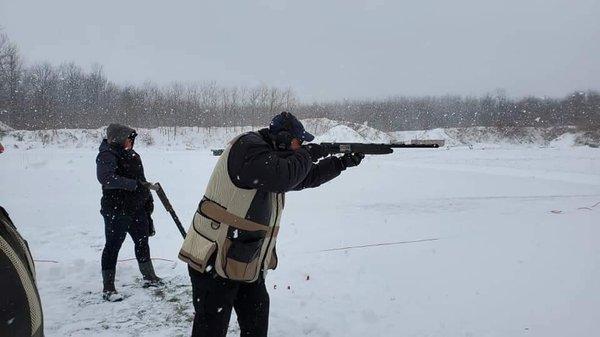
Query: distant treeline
297 91 600 131
1 31 599 131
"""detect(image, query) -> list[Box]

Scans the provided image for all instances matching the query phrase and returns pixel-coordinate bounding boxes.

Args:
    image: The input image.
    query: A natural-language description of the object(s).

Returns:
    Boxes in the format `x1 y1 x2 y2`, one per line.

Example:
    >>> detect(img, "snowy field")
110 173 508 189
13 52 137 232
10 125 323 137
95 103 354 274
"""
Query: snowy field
1 144 600 337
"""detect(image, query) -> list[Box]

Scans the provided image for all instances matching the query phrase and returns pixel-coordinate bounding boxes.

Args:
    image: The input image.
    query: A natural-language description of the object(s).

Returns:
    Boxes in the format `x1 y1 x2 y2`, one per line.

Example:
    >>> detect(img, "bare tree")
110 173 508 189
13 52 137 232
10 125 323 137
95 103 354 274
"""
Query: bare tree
0 32 22 127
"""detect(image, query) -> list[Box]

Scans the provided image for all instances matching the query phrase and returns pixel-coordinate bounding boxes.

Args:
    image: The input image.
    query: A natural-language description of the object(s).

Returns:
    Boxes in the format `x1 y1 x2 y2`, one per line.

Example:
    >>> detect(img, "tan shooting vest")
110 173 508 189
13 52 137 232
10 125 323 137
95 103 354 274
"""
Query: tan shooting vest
179 136 283 283
0 208 44 337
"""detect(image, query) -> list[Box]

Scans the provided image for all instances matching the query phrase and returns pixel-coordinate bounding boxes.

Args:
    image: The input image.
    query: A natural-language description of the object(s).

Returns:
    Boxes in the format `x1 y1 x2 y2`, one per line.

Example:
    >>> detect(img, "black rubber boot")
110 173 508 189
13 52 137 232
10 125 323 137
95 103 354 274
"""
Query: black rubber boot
138 261 163 287
102 269 123 302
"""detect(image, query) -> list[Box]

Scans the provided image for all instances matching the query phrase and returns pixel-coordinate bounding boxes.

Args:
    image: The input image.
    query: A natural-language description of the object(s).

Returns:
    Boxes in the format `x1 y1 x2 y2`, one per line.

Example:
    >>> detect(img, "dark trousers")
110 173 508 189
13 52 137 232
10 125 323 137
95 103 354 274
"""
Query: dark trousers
101 210 151 271
189 266 269 337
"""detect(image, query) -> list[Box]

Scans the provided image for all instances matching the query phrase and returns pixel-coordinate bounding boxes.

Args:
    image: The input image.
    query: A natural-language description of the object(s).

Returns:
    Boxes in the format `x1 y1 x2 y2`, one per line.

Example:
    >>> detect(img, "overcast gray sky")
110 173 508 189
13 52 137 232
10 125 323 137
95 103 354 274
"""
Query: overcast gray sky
1 0 599 101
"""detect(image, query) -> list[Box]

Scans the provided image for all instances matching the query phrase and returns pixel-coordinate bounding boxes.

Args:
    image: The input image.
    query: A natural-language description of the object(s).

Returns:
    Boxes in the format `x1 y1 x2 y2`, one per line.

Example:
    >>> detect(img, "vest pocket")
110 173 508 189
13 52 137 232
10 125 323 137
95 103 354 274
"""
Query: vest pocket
222 237 263 281
179 227 217 273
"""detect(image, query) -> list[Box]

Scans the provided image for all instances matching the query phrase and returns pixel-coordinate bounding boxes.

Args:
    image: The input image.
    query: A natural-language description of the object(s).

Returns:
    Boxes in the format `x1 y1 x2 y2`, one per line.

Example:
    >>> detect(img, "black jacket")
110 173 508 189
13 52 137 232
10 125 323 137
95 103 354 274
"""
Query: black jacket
96 140 153 215
228 129 345 193
219 129 345 243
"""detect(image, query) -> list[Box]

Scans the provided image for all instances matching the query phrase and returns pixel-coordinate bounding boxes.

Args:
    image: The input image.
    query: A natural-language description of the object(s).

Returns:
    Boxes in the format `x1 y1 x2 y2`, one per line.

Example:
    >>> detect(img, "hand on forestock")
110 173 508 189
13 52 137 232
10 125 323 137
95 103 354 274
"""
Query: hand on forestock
340 153 365 169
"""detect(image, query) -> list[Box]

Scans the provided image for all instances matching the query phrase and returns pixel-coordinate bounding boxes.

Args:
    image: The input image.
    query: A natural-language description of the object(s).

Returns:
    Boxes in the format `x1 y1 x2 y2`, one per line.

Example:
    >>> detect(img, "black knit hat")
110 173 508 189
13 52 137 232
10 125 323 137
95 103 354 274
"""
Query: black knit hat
106 123 137 145
269 112 314 142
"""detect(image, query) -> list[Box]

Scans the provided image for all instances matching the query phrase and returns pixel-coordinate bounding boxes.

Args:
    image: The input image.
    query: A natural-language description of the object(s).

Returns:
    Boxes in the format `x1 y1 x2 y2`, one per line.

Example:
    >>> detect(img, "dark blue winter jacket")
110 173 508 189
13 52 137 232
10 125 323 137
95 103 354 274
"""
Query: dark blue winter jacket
96 140 153 215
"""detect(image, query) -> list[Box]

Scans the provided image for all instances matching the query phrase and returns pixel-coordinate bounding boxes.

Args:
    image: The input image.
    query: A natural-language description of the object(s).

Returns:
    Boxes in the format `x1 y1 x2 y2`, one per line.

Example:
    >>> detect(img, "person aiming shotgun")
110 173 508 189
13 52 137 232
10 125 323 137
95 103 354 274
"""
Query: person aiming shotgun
178 111 365 337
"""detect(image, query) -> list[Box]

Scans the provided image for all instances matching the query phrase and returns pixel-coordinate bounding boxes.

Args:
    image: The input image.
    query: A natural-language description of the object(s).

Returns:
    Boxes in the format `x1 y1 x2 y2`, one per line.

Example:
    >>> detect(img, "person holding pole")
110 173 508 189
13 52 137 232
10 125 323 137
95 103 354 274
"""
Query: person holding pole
96 123 162 301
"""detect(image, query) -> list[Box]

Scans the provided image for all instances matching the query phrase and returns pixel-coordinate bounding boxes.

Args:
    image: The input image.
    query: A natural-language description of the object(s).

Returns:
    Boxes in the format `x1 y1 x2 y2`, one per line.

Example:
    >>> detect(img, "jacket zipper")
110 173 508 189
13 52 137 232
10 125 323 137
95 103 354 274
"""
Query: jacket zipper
260 192 279 273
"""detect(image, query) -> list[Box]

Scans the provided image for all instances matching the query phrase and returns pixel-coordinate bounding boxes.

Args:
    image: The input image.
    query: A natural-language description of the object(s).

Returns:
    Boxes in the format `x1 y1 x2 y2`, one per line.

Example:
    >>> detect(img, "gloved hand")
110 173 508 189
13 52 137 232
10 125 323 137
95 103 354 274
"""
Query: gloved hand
340 153 365 169
138 180 159 191
302 143 327 162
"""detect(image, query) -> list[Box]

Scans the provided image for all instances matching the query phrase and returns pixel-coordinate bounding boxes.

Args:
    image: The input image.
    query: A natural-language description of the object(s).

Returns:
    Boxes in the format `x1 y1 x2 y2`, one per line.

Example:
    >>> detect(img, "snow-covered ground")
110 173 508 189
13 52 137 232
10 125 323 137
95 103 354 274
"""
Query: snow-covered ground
1 130 600 336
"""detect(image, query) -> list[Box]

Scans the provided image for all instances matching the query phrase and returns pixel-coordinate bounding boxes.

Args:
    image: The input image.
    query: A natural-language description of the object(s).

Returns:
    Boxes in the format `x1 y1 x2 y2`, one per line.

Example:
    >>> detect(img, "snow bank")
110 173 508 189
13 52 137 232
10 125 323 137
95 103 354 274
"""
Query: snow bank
304 118 393 143
0 119 597 150
0 119 400 150
390 128 451 144
314 125 367 142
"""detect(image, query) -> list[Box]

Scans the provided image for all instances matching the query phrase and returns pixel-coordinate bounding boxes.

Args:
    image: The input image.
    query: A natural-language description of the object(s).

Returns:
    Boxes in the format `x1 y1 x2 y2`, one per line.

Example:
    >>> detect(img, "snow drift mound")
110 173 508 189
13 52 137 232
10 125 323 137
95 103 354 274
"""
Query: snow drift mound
390 128 452 145
444 127 548 147
314 125 367 142
303 118 393 143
